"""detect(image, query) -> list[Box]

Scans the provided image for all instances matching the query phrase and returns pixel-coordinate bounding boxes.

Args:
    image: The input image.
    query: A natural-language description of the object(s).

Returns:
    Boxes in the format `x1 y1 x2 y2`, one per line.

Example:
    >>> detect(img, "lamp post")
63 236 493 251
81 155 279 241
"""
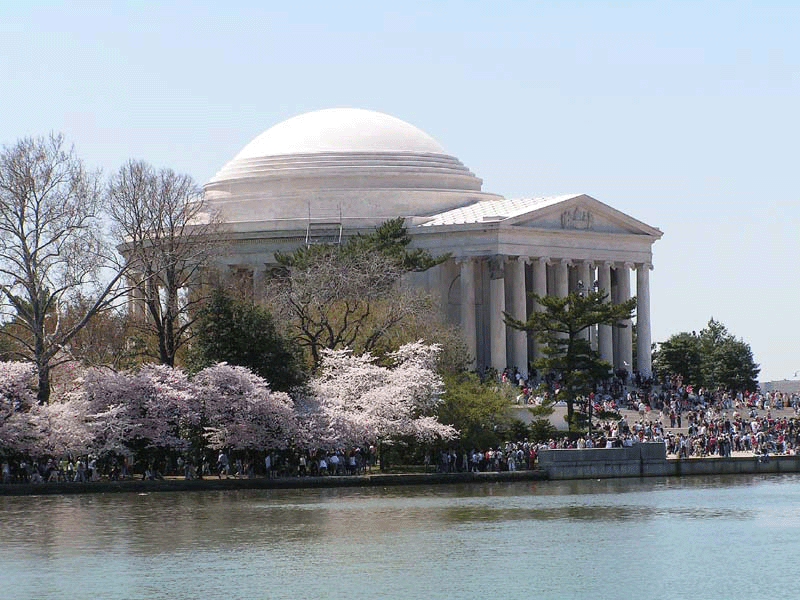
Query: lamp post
587 395 593 440
577 280 592 440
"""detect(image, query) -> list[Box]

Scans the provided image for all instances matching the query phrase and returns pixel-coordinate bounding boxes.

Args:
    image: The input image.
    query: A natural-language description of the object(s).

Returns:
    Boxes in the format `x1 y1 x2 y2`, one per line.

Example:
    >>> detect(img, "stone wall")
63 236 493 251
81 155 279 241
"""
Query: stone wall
537 444 800 480
670 455 800 477
538 443 668 479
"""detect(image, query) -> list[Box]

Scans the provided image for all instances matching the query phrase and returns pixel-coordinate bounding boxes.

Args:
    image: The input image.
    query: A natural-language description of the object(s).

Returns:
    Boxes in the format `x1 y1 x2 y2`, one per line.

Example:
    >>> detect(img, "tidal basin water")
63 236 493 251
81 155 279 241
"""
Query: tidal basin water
2 475 800 600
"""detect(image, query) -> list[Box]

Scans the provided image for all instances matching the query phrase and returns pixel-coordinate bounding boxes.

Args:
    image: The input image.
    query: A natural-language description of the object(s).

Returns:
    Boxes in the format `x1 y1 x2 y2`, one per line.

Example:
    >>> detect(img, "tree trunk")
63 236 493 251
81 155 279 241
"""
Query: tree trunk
379 441 388 472
566 397 575 432
37 361 50 405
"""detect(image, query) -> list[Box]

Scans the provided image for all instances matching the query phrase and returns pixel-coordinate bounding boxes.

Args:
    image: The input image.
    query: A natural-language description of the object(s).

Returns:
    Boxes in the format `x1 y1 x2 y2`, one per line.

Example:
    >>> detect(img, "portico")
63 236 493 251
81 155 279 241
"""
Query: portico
409 194 662 378
430 255 655 378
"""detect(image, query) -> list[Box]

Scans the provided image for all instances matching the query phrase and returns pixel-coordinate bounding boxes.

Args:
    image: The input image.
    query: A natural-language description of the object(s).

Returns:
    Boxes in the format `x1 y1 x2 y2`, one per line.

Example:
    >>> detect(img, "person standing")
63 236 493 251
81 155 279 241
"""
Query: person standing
75 460 86 482
217 451 229 478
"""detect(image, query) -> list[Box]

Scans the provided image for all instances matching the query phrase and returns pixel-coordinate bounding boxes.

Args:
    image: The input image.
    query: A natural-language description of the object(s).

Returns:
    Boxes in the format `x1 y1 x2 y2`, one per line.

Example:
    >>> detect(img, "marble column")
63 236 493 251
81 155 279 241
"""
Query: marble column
128 276 147 320
489 255 507 374
252 264 265 304
126 275 137 317
554 259 570 297
531 257 548 362
459 257 477 370
597 261 614 366
438 260 454 321
554 259 571 342
617 263 634 374
508 256 529 377
636 263 653 377
578 260 592 341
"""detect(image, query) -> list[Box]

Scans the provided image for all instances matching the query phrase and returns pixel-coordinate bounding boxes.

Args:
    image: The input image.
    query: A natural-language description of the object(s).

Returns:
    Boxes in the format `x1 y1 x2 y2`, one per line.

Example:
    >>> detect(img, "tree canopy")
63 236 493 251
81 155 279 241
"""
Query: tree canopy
437 372 519 450
653 318 760 392
295 342 456 449
107 159 223 367
0 341 457 460
189 287 305 392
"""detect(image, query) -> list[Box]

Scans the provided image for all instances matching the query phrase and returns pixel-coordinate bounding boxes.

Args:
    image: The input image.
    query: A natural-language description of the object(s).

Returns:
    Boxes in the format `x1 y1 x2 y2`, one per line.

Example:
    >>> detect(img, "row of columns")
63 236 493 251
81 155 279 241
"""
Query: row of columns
202 256 652 381
458 256 652 378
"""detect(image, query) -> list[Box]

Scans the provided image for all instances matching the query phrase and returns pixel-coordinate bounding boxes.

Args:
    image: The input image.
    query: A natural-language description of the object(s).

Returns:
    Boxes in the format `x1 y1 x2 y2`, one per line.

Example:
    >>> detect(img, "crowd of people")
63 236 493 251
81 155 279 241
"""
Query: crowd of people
499 365 658 409
0 447 384 484
219 447 379 479
492 365 800 462
531 383 800 459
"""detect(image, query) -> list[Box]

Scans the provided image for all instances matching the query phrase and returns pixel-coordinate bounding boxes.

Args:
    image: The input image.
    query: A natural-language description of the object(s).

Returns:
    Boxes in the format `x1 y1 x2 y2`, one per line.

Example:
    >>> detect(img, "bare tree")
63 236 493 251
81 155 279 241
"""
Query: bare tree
107 160 223 367
0 134 128 403
267 250 436 367
57 294 141 371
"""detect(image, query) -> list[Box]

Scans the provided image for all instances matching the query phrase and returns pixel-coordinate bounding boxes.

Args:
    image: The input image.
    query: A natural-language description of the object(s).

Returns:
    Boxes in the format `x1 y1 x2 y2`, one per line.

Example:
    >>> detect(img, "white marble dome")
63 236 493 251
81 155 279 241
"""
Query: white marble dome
204 109 501 227
233 108 446 158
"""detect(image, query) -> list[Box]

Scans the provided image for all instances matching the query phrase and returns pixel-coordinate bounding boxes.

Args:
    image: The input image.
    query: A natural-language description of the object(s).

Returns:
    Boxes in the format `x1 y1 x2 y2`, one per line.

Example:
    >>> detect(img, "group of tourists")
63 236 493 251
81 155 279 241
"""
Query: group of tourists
495 363 800 462
500 365 659 407
212 447 379 480
1 456 112 484
650 407 798 458
0 447 382 484
434 441 540 473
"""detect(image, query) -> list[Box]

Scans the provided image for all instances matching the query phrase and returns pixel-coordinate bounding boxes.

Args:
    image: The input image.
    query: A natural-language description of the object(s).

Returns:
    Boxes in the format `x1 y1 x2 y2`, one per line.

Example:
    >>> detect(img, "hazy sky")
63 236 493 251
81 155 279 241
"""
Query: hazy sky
2 1 798 381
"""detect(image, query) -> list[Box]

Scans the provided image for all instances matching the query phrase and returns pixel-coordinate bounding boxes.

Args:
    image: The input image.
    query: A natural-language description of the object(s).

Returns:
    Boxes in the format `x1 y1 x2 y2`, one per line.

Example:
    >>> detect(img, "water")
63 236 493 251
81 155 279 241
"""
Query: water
2 475 799 600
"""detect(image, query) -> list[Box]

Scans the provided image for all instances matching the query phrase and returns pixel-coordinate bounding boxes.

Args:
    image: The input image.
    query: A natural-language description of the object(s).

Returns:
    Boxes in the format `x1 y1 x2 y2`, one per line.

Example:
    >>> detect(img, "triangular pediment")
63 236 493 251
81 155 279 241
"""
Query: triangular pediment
415 193 662 239
508 194 662 238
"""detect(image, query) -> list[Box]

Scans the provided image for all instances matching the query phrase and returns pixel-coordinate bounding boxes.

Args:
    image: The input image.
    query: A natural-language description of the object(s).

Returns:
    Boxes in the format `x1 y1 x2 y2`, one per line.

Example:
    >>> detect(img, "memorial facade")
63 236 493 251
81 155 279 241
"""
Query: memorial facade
203 108 662 377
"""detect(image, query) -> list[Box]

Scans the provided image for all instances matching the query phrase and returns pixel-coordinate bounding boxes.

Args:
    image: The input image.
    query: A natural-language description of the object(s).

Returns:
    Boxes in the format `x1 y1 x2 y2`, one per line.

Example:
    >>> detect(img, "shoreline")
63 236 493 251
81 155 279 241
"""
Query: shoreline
4 452 800 496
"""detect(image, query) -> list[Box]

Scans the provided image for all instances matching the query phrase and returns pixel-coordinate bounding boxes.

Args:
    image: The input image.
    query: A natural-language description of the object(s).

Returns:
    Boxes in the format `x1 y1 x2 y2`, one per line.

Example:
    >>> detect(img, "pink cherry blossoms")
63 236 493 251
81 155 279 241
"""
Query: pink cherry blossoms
0 341 457 460
193 363 297 451
299 341 457 447
0 361 37 453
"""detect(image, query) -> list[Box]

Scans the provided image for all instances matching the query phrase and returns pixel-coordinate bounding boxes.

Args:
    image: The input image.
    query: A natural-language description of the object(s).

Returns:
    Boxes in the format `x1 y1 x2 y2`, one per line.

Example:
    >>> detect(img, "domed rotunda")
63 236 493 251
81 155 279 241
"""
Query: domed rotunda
204 108 662 377
204 108 502 228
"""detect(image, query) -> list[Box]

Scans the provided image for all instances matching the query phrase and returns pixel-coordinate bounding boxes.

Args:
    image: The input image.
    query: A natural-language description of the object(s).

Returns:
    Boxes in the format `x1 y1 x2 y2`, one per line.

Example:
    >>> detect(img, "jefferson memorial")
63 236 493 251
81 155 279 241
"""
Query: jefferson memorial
203 108 662 377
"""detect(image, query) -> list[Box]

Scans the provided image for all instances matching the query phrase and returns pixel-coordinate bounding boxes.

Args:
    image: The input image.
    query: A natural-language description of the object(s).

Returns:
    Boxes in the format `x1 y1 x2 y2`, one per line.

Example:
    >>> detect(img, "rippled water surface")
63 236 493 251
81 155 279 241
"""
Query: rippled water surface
2 475 799 600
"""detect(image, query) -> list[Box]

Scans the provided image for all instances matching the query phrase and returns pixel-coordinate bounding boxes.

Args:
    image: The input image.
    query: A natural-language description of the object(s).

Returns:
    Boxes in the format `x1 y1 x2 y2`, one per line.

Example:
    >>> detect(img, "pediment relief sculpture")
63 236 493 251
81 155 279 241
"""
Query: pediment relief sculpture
561 207 593 230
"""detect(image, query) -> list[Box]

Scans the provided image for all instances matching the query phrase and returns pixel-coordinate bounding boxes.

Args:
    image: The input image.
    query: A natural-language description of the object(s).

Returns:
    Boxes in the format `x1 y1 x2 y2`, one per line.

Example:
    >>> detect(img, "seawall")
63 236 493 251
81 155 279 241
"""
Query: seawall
538 443 800 479
4 449 800 496
0 469 547 497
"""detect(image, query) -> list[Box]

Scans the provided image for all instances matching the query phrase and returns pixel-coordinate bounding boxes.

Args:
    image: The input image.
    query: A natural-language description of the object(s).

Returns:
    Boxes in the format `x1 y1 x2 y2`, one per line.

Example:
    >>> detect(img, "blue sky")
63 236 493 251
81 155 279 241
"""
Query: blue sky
2 1 798 381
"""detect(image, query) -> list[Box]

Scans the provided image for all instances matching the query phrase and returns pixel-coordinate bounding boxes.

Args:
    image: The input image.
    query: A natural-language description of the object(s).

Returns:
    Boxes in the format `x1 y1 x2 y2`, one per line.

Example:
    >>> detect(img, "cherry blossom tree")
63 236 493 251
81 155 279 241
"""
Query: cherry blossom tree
0 361 37 453
192 363 298 451
0 360 94 458
77 365 198 456
25 395 93 457
298 341 457 449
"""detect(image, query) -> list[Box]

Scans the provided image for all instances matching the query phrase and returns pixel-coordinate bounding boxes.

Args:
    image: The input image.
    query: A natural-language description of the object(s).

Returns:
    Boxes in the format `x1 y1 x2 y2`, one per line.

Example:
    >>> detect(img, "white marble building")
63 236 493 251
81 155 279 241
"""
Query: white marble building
204 108 662 377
